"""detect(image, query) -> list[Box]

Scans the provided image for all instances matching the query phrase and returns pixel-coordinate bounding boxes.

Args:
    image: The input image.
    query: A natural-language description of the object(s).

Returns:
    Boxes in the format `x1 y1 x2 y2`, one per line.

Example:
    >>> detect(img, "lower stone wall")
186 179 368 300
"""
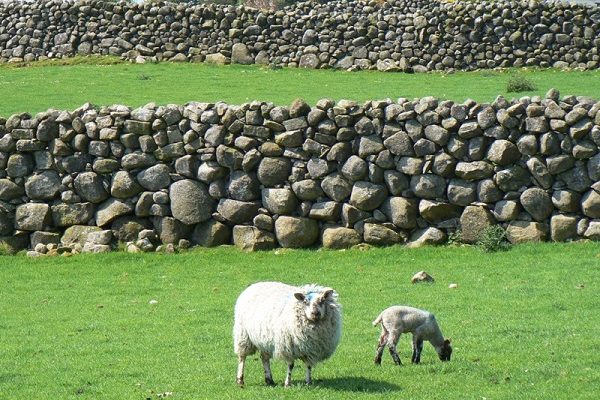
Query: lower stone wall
0 92 599 254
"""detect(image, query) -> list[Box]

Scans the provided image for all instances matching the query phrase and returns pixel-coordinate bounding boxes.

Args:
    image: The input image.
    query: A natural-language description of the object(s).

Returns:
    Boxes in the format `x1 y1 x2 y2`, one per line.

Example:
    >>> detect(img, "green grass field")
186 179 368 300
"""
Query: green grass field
1 242 599 399
2 58 600 115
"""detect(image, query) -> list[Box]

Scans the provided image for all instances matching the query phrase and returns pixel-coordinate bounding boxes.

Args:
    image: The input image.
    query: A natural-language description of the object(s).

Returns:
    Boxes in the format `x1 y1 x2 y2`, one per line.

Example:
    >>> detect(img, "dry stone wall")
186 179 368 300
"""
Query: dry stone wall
1 92 599 254
1 0 600 71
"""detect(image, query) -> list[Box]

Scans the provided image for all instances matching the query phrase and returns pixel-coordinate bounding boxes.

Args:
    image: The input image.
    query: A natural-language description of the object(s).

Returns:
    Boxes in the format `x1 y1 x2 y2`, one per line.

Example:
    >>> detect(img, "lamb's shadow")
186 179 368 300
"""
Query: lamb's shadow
314 376 402 392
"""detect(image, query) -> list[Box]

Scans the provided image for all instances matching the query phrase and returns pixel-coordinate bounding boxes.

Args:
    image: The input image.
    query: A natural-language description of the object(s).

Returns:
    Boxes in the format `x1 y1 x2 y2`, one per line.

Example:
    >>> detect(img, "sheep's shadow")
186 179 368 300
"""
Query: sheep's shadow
314 376 402 392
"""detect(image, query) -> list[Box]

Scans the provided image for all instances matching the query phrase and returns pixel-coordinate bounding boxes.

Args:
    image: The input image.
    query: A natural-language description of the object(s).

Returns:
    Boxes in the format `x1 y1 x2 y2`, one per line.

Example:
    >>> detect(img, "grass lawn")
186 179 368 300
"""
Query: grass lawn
1 242 599 399
1 58 600 116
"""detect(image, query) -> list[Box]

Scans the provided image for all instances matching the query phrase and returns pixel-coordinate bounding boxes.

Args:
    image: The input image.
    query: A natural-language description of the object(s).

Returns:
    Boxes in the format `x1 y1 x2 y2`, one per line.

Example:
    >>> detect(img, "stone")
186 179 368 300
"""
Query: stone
349 181 387 211
551 190 581 213
384 132 414 156
24 171 61 200
520 188 554 222
341 155 368 181
111 216 151 242
232 226 276 251
584 221 600 240
231 43 253 65
321 172 353 202
275 216 319 248
137 164 171 191
455 161 494 180
191 219 231 247
486 140 521 166
110 171 143 199
410 174 446 199
309 201 341 222
506 221 548 243
363 223 402 246
459 206 495 244
257 157 291 187
262 188 297 215
86 230 113 245
217 199 260 224
321 226 362 249
526 157 553 189
418 200 461 224
51 203 95 227
292 179 324 201
411 271 435 284
15 203 50 231
154 216 191 244
228 171 260 201
170 179 214 224
493 200 521 221
550 215 578 242
381 197 417 229
30 231 60 249
581 187 600 218
0 179 24 201
447 179 477 206
73 172 109 203
95 198 134 227
407 227 446 247
61 225 102 246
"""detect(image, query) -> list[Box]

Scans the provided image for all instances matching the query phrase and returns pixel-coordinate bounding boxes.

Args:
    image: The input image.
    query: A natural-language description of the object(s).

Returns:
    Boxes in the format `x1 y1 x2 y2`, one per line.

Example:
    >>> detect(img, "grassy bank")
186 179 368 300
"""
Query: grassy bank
1 242 599 399
1 58 600 115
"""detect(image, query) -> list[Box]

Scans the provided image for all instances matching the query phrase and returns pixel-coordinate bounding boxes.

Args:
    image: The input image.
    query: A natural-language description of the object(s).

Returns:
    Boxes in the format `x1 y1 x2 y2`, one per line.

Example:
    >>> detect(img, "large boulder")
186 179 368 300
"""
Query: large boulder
137 164 171 191
73 172 109 203
262 188 298 215
274 216 319 248
191 220 231 247
459 206 495 244
232 226 276 251
321 172 353 202
506 221 548 243
520 188 553 221
51 203 95 227
15 203 50 231
363 223 402 246
170 179 214 224
349 181 387 211
24 171 61 200
257 157 291 187
410 174 446 199
231 43 254 65
217 199 260 224
228 171 260 201
321 226 362 249
111 171 143 199
381 197 417 229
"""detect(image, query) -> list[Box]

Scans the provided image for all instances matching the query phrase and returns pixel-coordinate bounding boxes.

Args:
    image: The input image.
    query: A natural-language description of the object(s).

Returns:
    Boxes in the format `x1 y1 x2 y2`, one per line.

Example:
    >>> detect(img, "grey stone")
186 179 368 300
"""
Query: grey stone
321 172 353 202
410 174 446 199
61 225 102 246
455 161 494 180
0 179 24 201
550 215 578 242
170 179 214 224
262 188 297 215
275 216 319 248
487 140 520 166
321 226 362 249
51 203 95 227
520 188 553 222
459 206 495 244
96 198 134 227
111 217 151 242
191 219 231 247
232 226 276 251
493 200 521 222
73 172 109 204
447 179 477 206
506 221 548 243
24 170 61 200
292 179 324 201
257 157 291 187
418 200 461 224
110 171 143 198
15 203 50 231
341 155 368 181
350 181 387 211
381 197 417 229
217 199 260 224
363 223 402 246
581 187 600 218
407 227 446 248
231 43 253 65
137 164 171 191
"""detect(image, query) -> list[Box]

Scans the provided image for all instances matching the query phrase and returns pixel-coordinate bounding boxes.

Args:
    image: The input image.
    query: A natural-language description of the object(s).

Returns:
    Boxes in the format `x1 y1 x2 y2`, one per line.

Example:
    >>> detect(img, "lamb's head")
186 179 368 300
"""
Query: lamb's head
438 339 452 361
294 287 336 322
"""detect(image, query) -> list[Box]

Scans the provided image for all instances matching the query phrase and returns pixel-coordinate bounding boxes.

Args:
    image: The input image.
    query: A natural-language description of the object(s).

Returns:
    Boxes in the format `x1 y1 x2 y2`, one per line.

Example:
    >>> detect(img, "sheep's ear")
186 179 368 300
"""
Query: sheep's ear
294 293 305 301
444 338 451 345
322 289 334 299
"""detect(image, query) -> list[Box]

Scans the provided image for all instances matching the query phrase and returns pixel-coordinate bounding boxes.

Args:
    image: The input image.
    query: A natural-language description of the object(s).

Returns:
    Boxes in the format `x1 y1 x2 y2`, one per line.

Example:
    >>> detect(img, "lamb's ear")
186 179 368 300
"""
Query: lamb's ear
322 289 334 299
294 293 305 301
444 338 451 345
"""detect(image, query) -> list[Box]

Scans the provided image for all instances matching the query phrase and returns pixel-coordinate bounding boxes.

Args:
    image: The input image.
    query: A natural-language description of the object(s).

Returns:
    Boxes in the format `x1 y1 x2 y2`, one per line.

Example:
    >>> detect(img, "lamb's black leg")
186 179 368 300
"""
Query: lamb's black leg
413 339 424 364
375 344 385 365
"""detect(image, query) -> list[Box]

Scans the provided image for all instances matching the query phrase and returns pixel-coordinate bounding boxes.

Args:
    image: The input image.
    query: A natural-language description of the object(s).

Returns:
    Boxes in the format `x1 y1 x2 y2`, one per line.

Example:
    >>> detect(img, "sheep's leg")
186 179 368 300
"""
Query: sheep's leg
305 365 312 385
412 338 424 364
387 331 402 365
284 362 294 387
236 355 246 387
374 329 388 365
260 352 275 386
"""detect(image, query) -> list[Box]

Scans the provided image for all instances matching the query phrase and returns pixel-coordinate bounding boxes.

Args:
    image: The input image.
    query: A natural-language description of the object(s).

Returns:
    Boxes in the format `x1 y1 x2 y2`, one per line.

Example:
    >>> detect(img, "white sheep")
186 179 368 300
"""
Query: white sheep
372 305 452 365
233 281 342 387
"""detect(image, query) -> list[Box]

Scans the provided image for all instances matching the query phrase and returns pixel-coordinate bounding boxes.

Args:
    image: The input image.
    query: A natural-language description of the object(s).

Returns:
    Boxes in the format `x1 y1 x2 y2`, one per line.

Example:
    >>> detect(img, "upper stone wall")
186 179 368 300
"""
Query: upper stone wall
0 91 599 254
0 0 599 71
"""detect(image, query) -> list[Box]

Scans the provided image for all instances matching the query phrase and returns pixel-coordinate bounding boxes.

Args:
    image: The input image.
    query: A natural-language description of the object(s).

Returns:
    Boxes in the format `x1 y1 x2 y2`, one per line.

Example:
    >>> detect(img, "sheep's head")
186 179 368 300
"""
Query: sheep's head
294 288 335 322
439 338 452 361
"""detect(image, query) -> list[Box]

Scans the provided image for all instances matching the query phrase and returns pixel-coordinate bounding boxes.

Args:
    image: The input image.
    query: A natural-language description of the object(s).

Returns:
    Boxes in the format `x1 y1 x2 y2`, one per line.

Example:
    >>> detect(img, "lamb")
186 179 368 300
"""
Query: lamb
233 281 342 387
372 305 452 365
